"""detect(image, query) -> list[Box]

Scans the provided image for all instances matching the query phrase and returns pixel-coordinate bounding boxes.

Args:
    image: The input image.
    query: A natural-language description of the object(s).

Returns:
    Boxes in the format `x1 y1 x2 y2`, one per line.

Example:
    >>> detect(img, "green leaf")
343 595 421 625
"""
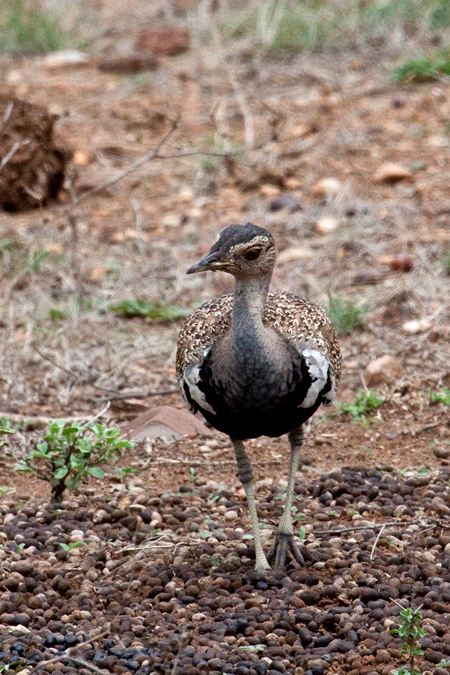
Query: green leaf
86 466 104 478
66 477 80 490
14 462 33 473
62 425 81 436
53 466 68 480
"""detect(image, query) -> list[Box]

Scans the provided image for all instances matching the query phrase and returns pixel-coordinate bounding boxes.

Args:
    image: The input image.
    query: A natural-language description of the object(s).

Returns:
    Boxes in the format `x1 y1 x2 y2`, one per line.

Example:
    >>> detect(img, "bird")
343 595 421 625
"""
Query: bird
176 223 341 572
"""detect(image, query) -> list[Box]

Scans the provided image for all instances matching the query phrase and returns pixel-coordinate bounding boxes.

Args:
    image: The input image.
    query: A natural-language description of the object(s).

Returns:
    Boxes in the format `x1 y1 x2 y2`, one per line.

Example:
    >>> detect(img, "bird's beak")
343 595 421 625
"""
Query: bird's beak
186 251 221 274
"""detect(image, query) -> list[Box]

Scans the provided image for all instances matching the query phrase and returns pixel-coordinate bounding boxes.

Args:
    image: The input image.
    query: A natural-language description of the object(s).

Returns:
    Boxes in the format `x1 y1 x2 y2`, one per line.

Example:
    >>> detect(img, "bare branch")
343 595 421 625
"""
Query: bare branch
73 116 181 206
32 344 79 381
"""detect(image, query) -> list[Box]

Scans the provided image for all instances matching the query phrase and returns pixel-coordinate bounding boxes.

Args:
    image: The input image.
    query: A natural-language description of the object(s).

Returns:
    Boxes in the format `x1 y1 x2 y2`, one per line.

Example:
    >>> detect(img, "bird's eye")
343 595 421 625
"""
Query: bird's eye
244 248 261 261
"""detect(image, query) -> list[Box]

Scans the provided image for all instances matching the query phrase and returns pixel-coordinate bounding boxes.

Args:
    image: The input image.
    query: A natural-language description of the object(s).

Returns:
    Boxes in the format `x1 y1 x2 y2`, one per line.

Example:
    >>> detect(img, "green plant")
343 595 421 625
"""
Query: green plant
109 299 190 322
326 296 369 335
190 466 197 485
396 465 432 478
14 419 133 502
0 418 14 449
393 46 450 81
0 661 20 673
0 486 16 497
390 604 427 675
429 388 450 405
57 541 85 552
0 0 68 55
207 555 220 567
48 308 66 321
339 389 384 424
115 466 141 482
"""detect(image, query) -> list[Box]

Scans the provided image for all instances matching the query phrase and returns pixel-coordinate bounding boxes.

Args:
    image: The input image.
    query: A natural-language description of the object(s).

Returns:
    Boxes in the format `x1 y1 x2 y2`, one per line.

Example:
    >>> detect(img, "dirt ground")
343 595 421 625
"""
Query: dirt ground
1 1 450 673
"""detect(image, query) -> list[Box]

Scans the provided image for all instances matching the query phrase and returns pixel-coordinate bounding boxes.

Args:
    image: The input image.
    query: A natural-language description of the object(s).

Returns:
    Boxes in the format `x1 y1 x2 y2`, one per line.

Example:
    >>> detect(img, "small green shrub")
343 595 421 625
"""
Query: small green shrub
0 418 14 450
15 420 133 502
326 296 369 335
390 604 427 675
339 389 384 424
115 466 141 482
0 0 68 55
393 46 450 81
110 299 190 321
429 387 450 405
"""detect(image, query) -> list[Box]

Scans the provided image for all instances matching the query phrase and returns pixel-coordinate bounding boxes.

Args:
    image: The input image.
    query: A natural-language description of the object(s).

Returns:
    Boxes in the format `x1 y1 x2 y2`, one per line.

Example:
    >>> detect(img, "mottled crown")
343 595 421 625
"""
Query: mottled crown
211 223 273 255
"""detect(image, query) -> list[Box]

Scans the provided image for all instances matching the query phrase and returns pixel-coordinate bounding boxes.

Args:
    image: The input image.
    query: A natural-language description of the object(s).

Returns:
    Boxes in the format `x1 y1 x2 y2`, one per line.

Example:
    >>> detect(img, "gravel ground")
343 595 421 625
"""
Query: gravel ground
1 466 450 675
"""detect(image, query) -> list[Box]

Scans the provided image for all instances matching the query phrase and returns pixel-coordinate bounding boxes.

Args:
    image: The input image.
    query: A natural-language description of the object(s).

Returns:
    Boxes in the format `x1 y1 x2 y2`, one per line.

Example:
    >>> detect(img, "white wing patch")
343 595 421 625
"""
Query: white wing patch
183 363 217 416
299 348 330 409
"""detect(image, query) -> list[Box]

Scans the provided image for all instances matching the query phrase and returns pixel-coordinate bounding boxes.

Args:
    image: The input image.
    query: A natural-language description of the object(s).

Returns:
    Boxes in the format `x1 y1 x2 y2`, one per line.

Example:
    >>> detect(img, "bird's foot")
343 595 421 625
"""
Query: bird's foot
267 532 305 570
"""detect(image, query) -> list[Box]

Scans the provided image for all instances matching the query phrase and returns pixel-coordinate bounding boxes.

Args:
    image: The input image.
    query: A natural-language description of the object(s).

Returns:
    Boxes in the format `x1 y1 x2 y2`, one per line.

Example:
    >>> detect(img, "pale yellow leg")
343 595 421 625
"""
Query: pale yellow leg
233 439 271 572
267 426 305 570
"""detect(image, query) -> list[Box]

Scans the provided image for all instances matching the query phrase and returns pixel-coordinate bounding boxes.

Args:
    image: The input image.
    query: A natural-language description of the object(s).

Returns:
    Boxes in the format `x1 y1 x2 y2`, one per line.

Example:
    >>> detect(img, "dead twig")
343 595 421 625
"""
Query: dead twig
0 412 85 427
32 344 79 381
0 403 110 429
370 522 386 560
27 627 112 675
313 519 422 536
65 657 109 675
0 139 30 173
95 386 178 399
73 116 181 206
81 401 111 428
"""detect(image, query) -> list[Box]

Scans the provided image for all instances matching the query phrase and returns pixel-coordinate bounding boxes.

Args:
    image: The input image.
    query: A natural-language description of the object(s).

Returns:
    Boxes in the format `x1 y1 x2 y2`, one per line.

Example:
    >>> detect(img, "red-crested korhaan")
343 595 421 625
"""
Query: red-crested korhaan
176 223 341 571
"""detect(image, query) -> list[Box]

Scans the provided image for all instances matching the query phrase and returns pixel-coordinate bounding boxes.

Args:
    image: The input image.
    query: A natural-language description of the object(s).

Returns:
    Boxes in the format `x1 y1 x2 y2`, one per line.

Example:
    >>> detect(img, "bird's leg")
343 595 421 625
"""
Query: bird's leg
267 425 305 570
232 439 271 572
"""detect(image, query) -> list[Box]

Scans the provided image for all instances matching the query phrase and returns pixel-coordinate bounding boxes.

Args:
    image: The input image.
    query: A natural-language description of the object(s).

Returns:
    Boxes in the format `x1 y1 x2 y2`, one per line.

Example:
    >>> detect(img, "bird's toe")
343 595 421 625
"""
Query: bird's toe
267 532 305 570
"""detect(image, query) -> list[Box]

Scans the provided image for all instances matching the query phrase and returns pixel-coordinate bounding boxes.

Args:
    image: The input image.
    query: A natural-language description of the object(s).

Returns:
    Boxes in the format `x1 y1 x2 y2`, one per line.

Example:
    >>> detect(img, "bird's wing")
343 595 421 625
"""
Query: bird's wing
176 294 233 381
262 292 341 403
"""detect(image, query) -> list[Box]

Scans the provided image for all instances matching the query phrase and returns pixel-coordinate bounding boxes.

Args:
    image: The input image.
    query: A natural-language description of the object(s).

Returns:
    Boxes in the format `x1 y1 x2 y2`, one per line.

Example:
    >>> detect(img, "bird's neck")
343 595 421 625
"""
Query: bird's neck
231 274 271 351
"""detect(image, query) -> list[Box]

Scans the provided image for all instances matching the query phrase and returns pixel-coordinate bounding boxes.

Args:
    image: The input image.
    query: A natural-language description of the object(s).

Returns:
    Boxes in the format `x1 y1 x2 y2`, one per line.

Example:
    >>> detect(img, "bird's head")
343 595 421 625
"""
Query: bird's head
187 223 277 279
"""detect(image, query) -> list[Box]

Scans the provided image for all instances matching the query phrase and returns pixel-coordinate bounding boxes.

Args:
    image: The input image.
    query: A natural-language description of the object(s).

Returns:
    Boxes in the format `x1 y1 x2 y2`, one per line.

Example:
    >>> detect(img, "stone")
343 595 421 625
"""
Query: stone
97 52 158 74
364 355 403 386
42 50 89 69
315 216 339 234
433 446 450 459
375 650 391 663
269 194 303 212
402 319 431 334
260 184 281 197
73 149 93 166
311 177 342 199
373 163 412 183
136 26 190 55
121 405 213 441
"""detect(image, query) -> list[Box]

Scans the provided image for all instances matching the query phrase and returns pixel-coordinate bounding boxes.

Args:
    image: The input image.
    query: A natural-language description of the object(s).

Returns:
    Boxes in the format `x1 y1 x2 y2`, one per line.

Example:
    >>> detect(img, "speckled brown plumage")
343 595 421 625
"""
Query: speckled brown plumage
176 291 341 393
